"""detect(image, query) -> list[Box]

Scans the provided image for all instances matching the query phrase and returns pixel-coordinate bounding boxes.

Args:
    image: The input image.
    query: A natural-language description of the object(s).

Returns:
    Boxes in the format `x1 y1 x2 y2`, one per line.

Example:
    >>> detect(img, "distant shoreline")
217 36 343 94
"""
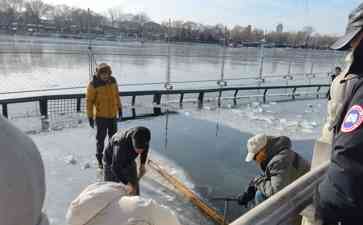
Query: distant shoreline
0 33 336 51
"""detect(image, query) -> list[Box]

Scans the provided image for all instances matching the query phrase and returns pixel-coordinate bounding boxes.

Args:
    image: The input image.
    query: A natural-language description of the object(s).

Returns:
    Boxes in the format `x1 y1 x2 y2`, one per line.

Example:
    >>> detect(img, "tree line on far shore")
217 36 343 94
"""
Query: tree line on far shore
0 0 338 48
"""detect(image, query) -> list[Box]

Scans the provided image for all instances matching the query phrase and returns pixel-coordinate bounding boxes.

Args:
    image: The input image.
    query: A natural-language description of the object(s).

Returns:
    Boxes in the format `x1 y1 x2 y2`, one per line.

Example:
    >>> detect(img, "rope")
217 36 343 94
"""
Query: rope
83 194 124 225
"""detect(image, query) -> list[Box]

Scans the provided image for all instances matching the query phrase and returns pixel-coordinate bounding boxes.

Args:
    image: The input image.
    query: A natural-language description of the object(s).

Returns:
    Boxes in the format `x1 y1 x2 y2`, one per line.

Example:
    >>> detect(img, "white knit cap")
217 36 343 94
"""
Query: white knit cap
245 134 268 162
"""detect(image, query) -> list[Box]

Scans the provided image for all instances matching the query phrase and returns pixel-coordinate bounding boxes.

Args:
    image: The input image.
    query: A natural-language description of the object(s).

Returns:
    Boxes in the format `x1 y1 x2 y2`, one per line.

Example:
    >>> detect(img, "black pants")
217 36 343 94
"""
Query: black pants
95 117 117 163
104 162 140 195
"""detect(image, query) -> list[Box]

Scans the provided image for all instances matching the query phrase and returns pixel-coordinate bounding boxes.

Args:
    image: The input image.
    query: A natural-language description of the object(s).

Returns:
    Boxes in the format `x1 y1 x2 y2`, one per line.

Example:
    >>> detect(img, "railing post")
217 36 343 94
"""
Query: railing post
179 93 184 108
316 86 321 99
153 94 162 115
258 42 265 82
292 88 297 100
132 95 136 118
263 89 268 103
233 90 239 106
76 97 81 112
218 90 222 107
198 92 204 109
39 98 49 131
39 98 48 118
2 103 8 118
223 200 229 225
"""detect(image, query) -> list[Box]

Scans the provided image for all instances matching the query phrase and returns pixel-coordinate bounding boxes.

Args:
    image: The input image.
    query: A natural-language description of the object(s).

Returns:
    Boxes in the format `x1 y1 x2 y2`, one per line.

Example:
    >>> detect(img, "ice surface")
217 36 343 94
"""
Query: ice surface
187 99 327 140
65 155 77 165
30 126 209 225
15 98 327 224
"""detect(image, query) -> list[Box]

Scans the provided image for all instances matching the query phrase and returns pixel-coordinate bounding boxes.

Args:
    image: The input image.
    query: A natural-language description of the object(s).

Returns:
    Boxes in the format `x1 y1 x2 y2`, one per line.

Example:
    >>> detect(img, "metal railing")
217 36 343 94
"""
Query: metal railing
0 84 329 120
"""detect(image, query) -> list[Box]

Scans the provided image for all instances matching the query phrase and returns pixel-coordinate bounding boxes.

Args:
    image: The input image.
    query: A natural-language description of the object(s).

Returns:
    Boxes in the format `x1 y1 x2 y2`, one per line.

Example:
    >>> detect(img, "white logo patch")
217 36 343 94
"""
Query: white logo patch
341 105 363 133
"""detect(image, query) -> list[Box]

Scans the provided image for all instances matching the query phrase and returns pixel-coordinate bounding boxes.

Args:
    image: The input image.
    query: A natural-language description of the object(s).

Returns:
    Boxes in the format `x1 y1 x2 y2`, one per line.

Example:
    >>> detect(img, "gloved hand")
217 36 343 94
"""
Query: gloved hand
118 108 123 121
88 117 94 128
237 182 257 207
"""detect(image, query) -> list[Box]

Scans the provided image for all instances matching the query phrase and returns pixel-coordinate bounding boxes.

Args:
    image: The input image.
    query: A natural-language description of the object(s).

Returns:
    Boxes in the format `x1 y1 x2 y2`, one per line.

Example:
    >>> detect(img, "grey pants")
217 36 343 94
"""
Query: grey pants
104 162 140 195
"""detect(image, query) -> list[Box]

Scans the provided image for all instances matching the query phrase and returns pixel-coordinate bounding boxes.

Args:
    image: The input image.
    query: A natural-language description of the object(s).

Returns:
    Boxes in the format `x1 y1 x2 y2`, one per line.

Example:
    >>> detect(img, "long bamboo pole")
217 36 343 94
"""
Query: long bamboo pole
148 159 225 225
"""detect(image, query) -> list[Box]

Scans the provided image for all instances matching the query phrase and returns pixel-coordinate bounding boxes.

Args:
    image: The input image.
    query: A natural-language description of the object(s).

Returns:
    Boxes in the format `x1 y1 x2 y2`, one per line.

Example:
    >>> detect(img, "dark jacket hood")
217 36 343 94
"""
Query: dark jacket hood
91 75 116 87
260 136 291 171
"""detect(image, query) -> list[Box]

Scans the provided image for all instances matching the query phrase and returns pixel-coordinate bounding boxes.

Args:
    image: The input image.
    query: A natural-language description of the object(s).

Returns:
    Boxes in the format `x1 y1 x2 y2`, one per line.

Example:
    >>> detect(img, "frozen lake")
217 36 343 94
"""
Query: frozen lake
0 34 344 94
18 98 327 225
0 36 332 224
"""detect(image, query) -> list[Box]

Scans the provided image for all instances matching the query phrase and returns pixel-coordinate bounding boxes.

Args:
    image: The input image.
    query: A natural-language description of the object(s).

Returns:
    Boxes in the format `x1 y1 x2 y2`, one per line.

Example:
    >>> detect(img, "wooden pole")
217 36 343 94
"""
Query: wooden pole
148 159 225 225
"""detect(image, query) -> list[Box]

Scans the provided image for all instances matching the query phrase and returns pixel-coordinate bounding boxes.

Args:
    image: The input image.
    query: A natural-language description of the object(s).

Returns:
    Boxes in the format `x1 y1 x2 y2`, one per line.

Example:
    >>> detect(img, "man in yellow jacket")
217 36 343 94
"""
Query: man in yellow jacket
86 63 122 169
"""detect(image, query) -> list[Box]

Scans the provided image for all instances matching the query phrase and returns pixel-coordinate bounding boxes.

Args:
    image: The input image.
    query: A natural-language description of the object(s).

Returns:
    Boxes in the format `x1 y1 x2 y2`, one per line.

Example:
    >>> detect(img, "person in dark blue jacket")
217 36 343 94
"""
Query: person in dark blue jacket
317 3 363 225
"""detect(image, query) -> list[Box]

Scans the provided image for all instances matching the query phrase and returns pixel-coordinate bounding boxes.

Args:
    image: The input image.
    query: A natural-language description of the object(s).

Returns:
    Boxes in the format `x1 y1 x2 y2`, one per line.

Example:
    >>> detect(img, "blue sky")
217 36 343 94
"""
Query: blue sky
44 0 362 35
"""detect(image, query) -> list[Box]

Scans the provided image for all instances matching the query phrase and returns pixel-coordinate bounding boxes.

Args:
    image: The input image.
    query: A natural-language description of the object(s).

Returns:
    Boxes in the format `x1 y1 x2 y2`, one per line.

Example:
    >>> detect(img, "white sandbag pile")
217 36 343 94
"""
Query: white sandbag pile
66 182 181 225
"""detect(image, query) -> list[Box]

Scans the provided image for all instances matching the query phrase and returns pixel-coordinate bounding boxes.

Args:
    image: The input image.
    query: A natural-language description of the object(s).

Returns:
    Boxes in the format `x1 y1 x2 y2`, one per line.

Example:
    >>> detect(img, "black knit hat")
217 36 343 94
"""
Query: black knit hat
331 3 363 50
132 127 151 149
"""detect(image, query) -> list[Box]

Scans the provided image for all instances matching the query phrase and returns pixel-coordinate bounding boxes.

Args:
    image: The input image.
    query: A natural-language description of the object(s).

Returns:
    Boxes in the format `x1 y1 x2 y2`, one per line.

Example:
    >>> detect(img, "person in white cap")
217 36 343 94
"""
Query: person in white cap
66 182 181 225
238 134 309 206
0 116 49 225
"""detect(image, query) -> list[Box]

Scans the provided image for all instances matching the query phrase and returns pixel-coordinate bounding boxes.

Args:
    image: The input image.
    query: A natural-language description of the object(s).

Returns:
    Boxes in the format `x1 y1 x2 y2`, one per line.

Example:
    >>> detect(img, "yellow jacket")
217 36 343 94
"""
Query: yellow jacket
86 75 122 119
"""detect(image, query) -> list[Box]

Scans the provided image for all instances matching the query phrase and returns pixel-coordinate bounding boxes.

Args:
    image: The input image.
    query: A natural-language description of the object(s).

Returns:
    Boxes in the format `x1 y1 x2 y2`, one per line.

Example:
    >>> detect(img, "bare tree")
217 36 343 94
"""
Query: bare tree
0 0 24 27
231 25 244 42
69 7 88 32
1 0 24 13
50 4 72 31
24 0 52 25
132 12 150 24
107 6 123 27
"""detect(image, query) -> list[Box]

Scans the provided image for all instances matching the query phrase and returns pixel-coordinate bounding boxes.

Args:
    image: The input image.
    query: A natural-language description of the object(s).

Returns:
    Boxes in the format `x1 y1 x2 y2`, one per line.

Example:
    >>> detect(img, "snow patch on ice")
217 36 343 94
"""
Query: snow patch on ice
82 162 91 170
184 112 191 117
65 155 77 165
188 99 326 139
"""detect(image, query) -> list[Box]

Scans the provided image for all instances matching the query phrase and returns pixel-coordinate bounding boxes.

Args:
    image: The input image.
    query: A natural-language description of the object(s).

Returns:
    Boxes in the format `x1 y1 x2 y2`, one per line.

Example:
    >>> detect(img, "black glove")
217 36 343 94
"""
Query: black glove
237 183 257 207
88 117 94 128
118 108 123 121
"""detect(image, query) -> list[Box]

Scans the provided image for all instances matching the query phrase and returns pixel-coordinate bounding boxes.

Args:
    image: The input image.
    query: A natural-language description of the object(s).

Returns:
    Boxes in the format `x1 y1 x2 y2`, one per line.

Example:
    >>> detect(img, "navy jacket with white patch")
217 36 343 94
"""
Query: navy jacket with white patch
320 74 363 213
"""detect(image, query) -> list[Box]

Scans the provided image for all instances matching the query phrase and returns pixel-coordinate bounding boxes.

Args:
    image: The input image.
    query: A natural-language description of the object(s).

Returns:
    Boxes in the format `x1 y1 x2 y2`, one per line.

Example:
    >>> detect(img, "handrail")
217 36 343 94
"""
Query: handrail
229 161 329 225
0 84 329 121
0 76 330 96
0 84 329 103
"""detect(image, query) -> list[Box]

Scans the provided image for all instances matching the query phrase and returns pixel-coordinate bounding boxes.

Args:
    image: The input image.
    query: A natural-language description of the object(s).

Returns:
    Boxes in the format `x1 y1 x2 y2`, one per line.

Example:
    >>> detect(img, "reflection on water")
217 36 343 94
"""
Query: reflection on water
120 112 315 221
0 36 345 93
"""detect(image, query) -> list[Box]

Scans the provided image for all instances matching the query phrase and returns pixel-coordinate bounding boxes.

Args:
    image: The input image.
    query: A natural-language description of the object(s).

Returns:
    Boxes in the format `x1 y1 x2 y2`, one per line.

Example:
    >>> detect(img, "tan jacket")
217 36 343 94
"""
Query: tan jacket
319 73 347 144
